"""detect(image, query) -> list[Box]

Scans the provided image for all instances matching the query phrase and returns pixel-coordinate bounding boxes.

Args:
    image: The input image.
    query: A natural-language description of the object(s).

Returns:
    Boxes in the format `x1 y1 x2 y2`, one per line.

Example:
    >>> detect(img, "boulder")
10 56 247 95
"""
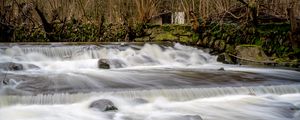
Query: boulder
132 98 149 105
98 59 110 69
217 53 234 64
0 62 39 71
89 99 118 112
98 59 126 69
9 63 23 71
218 67 225 71
0 62 23 71
110 59 126 68
235 45 270 65
23 64 40 70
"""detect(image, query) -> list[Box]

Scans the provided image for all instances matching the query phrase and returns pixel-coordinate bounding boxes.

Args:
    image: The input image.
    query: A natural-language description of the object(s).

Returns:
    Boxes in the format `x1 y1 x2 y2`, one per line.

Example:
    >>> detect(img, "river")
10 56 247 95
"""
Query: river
0 43 299 120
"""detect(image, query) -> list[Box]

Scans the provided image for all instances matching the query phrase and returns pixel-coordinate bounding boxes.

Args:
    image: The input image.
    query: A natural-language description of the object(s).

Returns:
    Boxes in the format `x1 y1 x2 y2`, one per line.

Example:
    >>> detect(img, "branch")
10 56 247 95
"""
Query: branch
237 0 248 6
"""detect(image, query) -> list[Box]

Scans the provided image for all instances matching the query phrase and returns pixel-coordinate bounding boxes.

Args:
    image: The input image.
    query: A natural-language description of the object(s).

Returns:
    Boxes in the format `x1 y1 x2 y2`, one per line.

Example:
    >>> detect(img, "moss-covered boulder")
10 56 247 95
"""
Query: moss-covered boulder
153 33 178 41
98 59 110 69
217 53 235 64
235 45 270 65
89 99 118 112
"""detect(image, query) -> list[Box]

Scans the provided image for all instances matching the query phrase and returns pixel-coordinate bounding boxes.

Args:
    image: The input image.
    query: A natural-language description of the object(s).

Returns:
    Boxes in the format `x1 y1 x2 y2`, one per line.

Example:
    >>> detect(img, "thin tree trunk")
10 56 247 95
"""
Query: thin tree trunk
34 5 55 40
287 1 300 49
288 7 297 33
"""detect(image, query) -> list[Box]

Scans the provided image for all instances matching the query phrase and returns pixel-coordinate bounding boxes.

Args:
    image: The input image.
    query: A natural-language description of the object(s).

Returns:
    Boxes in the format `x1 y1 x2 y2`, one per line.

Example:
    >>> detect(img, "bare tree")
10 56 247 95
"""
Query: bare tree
135 0 160 24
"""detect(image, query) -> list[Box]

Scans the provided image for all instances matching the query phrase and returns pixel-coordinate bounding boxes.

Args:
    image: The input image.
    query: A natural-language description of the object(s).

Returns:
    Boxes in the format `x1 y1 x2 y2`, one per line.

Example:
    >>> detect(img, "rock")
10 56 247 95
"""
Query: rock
208 39 214 48
9 63 23 71
0 87 33 96
132 98 149 105
2 78 9 85
98 59 126 69
23 64 40 70
217 53 234 64
110 59 126 68
98 59 110 69
89 99 118 112
180 36 191 43
0 62 23 71
153 33 178 41
0 62 39 71
235 45 270 65
218 40 226 51
202 37 209 46
218 67 225 71
213 40 220 50
196 39 202 45
134 36 150 42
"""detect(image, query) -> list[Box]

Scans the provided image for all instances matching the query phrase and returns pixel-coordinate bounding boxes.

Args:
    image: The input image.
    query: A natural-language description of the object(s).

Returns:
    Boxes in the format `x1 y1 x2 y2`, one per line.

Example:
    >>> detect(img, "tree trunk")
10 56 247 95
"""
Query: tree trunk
249 4 258 26
288 7 298 33
287 6 300 49
34 6 55 41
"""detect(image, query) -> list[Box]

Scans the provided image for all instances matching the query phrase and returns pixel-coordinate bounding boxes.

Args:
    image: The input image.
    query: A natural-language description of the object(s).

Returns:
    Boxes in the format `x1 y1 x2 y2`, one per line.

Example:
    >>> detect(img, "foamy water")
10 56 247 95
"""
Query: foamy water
0 93 299 120
0 43 300 120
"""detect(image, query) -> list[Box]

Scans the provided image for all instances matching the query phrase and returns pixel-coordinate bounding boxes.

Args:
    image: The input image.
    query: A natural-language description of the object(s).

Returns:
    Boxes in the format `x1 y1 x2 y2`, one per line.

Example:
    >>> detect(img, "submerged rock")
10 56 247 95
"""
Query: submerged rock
9 63 23 70
218 67 225 71
98 59 110 69
0 62 39 71
98 59 126 69
217 53 234 64
89 99 118 112
235 45 270 65
132 98 149 105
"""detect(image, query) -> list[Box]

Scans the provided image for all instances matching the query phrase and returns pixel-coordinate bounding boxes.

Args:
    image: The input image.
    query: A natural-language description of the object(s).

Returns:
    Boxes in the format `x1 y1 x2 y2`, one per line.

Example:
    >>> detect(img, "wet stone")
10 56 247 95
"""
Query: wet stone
89 99 118 112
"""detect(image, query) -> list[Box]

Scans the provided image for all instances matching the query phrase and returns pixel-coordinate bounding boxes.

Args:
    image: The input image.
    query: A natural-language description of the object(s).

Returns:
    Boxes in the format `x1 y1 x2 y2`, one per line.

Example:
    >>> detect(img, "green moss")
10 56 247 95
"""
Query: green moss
161 25 172 32
154 33 178 41
239 44 261 47
225 45 236 54
179 36 191 43
192 34 199 42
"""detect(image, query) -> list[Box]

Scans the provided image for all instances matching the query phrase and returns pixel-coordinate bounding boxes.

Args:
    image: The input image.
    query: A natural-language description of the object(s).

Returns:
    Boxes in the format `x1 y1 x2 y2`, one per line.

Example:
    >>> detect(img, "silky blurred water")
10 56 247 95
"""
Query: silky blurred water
0 43 299 120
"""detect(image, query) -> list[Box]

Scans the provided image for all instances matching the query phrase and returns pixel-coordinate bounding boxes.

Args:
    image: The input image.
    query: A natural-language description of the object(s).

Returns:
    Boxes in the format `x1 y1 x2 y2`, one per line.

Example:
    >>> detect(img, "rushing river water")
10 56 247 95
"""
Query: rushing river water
0 43 299 120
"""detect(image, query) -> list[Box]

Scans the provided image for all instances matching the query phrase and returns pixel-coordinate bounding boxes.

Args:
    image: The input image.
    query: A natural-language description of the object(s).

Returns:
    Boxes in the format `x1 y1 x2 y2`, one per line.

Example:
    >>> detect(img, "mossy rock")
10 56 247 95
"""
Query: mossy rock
219 40 226 51
182 32 193 36
179 36 191 43
225 45 236 54
214 40 220 50
196 39 203 45
217 53 235 64
236 45 270 65
202 37 209 46
153 33 178 41
208 39 215 48
134 37 150 42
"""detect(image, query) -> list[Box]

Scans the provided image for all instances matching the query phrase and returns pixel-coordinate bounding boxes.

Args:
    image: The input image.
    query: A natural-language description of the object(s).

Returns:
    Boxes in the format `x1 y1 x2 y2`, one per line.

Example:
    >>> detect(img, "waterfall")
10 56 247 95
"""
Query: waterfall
1 84 300 107
0 43 300 120
0 43 217 69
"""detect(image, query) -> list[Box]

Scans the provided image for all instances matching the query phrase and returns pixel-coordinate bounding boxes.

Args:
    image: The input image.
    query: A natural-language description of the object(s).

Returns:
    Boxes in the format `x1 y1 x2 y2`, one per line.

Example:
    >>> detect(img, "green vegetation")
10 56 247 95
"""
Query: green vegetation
0 0 299 67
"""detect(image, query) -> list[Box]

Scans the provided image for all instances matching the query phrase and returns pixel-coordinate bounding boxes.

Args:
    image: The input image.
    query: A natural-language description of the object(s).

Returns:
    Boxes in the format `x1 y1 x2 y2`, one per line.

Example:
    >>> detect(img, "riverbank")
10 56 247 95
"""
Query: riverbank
2 22 299 68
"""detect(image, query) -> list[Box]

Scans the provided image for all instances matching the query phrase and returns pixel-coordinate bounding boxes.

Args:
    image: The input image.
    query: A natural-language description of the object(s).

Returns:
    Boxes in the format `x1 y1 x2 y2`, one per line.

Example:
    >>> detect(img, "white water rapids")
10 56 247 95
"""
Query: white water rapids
0 43 300 120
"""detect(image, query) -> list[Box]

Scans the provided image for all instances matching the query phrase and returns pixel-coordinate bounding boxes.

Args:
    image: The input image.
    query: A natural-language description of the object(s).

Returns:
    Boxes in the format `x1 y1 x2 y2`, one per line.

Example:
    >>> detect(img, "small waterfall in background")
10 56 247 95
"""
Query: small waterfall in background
0 43 300 120
0 84 300 107
0 43 216 69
